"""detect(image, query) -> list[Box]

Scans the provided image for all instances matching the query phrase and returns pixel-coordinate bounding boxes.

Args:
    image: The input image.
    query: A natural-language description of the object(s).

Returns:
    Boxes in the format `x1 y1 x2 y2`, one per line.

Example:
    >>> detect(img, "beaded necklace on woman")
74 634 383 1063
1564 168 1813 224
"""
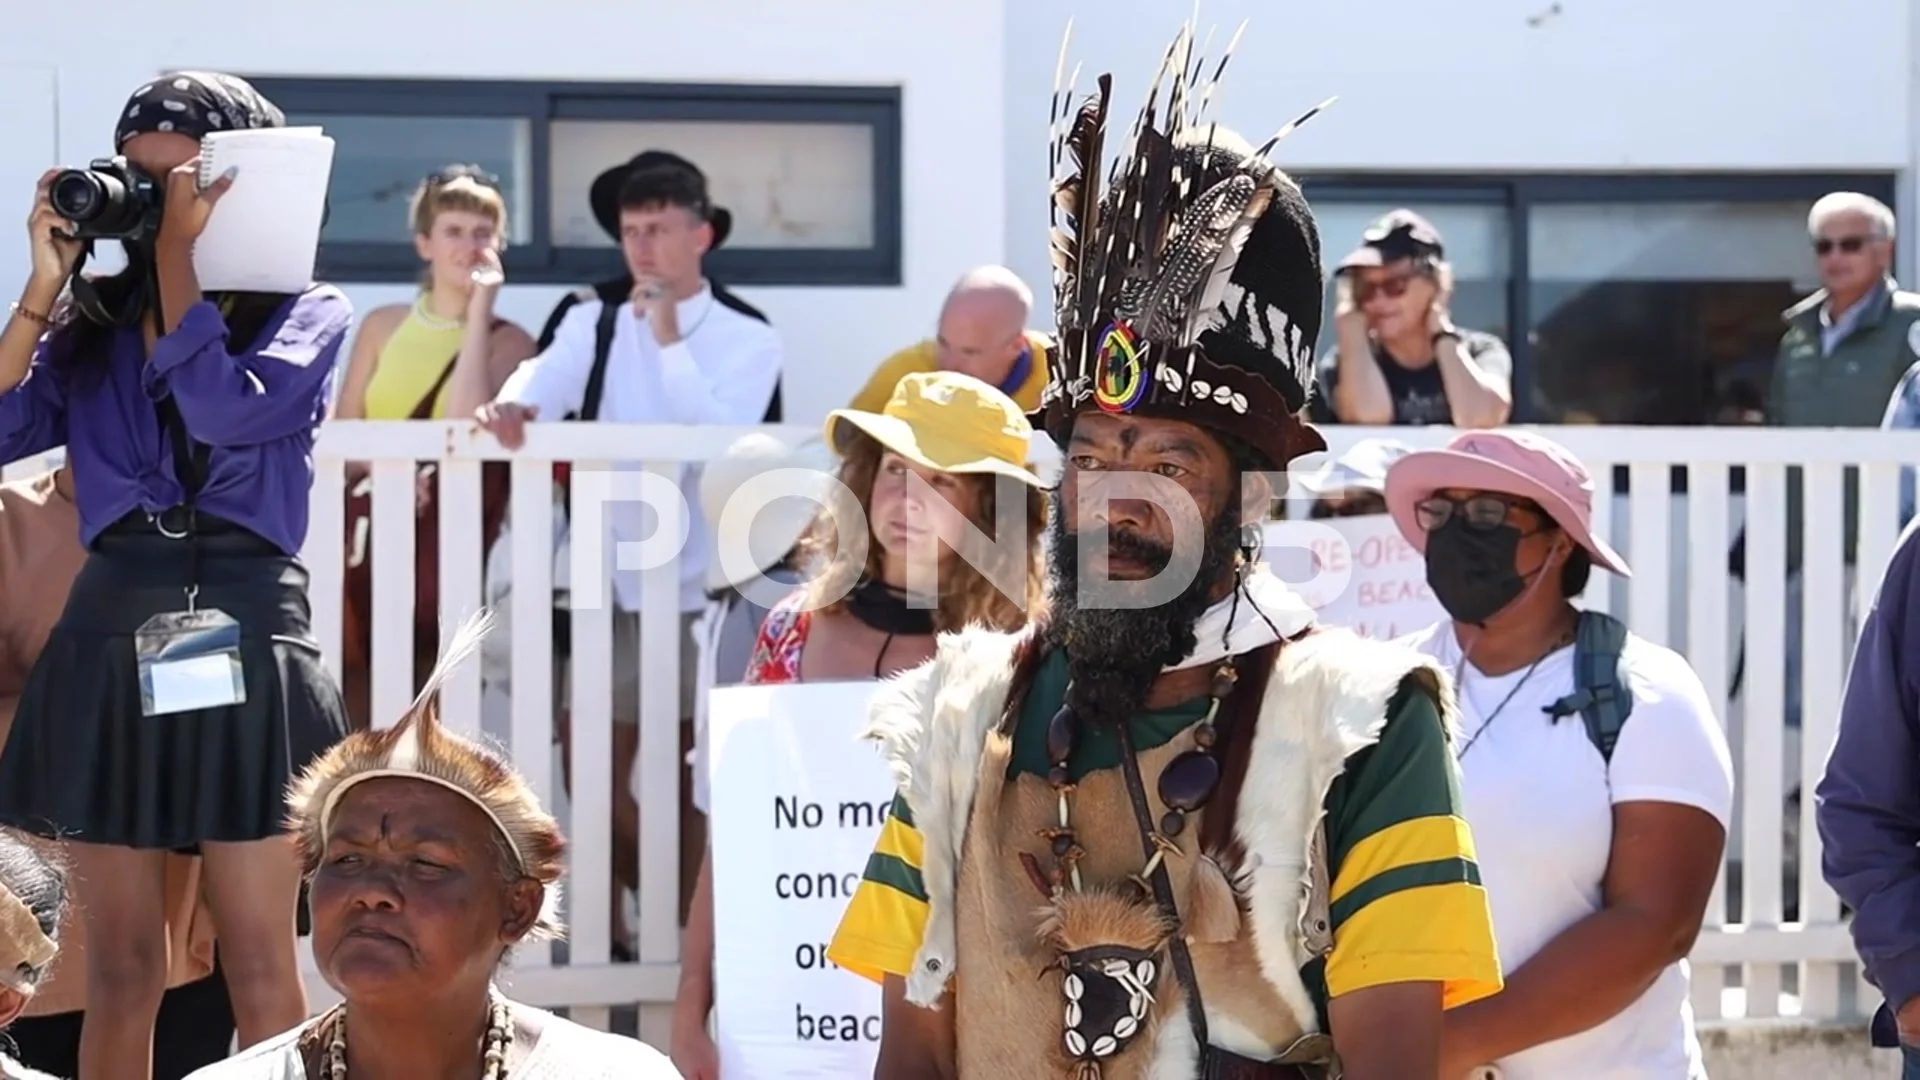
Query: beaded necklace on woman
318 993 513 1079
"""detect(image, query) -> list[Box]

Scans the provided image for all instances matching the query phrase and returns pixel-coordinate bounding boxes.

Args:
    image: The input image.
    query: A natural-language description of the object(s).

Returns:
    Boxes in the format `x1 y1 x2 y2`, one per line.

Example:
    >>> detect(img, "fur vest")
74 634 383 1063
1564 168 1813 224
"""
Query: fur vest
863 622 1451 1073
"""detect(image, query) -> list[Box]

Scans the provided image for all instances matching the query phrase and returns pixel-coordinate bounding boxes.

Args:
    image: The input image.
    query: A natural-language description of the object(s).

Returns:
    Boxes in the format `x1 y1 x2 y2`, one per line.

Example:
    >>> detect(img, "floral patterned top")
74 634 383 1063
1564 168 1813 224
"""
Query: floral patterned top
744 592 812 685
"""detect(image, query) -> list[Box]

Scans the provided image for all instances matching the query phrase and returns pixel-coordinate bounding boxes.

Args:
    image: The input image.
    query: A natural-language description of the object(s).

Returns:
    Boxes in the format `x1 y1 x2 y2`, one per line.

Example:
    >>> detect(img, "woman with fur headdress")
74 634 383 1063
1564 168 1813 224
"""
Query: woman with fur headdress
185 615 680 1080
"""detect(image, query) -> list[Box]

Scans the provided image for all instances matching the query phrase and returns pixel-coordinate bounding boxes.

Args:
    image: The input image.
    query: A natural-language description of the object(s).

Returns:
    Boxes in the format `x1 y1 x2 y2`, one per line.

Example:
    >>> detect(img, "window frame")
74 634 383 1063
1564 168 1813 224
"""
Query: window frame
243 76 904 287
1294 171 1899 424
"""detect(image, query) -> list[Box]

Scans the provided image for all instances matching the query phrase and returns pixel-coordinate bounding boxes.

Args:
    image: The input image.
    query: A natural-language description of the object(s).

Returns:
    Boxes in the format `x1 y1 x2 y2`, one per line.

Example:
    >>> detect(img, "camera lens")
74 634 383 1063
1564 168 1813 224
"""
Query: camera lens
49 170 120 224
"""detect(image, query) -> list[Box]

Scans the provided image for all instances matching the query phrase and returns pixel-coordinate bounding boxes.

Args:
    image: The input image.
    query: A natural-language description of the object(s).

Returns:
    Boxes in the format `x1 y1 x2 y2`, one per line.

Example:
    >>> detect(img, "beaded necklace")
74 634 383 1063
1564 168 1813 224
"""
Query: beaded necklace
321 994 513 1079
411 294 464 332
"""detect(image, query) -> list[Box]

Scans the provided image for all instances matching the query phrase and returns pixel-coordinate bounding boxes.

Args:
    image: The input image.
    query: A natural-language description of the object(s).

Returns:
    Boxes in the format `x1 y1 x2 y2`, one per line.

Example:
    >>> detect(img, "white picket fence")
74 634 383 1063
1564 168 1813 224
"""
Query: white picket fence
289 418 1916 1042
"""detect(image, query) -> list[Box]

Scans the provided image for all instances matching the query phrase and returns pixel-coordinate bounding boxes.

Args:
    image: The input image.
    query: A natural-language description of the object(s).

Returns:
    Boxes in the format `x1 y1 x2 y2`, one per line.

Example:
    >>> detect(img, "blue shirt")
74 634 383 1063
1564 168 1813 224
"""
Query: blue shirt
1883 360 1920 526
1822 279 1890 356
0 286 351 554
1819 516 1920 1038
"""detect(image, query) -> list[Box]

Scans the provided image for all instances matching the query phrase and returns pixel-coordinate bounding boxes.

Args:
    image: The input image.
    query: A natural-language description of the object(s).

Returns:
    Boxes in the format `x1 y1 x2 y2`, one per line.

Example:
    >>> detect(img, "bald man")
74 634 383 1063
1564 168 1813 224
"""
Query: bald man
849 265 1053 412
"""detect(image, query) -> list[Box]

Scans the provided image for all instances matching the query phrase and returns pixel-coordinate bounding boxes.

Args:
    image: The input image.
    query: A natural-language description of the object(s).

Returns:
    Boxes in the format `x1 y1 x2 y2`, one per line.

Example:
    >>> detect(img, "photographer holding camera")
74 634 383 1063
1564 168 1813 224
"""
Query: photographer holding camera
0 73 350 1080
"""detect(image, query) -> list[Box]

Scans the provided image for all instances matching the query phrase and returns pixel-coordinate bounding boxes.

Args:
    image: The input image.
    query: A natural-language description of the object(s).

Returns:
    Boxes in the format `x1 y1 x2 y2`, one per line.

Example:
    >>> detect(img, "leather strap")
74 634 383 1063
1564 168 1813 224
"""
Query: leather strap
1113 719 1210 1058
410 317 506 421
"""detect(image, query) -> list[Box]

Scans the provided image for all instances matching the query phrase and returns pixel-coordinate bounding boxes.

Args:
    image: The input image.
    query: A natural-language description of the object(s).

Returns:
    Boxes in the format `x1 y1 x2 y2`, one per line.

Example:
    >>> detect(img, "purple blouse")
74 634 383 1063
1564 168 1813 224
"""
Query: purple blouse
0 286 351 554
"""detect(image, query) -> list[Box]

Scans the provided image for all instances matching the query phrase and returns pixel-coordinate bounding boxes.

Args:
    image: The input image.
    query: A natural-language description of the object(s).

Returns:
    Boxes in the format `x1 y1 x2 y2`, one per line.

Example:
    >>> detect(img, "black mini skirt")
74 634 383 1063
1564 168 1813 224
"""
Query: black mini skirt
0 513 349 850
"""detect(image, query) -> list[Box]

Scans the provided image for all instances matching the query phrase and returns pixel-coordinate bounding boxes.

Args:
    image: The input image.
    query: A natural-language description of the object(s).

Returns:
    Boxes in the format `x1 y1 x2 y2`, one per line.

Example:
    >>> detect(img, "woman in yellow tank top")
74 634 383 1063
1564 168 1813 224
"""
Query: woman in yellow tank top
332 168 538 729
334 166 537 422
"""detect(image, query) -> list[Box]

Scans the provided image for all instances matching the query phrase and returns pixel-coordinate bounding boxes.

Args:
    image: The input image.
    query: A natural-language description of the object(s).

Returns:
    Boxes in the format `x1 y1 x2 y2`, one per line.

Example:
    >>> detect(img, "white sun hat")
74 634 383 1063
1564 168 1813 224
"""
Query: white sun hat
698 433 835 594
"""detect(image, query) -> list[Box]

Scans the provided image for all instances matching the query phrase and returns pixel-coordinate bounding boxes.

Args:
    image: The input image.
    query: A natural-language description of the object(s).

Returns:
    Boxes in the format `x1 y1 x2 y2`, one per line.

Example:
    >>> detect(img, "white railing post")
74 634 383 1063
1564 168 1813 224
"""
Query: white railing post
1686 461 1732 1021
1799 463 1848 1017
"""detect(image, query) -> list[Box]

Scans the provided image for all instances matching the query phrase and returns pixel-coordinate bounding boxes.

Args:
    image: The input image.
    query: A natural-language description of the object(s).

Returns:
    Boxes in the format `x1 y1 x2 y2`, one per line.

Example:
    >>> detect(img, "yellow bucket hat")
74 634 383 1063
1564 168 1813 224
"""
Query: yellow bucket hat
823 371 1047 487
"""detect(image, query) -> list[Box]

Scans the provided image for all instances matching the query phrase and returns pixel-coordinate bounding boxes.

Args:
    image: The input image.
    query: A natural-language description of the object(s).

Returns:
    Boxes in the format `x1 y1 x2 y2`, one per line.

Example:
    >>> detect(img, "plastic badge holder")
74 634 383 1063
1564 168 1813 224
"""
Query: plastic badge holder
136 604 246 717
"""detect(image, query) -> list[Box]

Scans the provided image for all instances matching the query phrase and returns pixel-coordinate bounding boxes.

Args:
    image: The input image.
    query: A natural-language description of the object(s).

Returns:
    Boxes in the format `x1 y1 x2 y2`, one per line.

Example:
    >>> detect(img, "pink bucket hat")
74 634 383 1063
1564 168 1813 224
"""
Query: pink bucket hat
1383 429 1630 577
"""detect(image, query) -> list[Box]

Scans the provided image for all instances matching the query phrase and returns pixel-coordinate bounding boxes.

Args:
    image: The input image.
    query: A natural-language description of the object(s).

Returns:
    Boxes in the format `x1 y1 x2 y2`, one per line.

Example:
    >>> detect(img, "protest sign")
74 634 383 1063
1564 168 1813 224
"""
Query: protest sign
708 681 892 1079
1266 513 1446 639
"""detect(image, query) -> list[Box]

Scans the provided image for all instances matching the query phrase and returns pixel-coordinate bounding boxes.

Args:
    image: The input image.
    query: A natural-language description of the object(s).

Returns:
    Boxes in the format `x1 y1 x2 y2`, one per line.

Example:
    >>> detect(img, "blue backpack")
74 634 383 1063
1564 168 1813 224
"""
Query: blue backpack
1546 610 1635 762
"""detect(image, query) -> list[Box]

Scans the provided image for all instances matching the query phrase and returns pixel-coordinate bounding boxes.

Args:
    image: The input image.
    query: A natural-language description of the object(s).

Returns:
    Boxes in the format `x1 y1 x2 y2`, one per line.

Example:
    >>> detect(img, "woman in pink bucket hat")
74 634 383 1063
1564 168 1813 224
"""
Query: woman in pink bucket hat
1384 428 1629 627
1383 429 1734 1080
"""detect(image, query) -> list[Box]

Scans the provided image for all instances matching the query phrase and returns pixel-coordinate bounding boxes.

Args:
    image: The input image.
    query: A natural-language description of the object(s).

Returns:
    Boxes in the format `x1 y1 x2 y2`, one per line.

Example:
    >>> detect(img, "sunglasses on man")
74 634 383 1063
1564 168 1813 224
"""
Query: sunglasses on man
1814 235 1872 257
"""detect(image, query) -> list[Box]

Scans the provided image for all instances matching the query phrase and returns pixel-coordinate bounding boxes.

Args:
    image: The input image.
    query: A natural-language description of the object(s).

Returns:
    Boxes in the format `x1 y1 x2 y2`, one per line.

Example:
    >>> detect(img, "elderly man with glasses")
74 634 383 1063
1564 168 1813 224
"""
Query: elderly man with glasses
1774 192 1920 429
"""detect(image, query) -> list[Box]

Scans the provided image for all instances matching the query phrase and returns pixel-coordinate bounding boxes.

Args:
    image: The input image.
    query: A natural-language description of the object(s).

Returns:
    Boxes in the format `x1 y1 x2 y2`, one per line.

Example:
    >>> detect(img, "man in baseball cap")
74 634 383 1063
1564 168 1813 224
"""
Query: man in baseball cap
1311 208 1515 428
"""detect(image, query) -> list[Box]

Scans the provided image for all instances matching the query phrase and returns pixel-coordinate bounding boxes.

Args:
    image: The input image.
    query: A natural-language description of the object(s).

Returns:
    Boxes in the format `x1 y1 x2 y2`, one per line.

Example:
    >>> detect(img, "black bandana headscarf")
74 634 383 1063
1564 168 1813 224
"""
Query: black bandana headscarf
114 71 284 148
68 72 285 330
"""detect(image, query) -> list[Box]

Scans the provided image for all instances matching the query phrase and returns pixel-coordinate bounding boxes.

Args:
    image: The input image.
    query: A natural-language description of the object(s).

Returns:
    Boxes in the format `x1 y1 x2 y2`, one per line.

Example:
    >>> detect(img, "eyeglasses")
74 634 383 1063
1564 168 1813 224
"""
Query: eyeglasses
425 166 501 191
1814 235 1871 257
1414 493 1543 533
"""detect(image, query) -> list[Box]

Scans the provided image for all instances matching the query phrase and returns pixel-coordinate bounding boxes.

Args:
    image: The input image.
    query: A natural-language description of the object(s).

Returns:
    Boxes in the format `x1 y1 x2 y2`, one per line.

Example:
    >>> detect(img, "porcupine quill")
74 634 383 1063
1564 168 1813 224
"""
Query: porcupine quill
1253 95 1340 160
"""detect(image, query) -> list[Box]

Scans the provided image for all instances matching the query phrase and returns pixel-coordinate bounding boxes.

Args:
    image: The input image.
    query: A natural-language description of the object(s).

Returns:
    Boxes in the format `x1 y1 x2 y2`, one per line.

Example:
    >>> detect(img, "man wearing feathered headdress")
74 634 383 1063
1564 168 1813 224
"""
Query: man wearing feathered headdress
824 22 1504 1080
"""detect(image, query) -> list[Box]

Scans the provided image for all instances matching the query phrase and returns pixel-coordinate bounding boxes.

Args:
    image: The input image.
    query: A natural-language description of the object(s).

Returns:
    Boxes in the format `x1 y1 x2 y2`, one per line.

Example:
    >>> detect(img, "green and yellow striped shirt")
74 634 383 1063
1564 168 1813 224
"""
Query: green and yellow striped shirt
826 650 1503 1013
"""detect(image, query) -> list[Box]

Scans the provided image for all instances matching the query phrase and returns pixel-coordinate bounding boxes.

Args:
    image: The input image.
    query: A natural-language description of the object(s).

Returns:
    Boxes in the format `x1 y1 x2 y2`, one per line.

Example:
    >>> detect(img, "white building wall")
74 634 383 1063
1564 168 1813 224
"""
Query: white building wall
0 0 1009 424
2 0 1915 416
1003 0 1918 311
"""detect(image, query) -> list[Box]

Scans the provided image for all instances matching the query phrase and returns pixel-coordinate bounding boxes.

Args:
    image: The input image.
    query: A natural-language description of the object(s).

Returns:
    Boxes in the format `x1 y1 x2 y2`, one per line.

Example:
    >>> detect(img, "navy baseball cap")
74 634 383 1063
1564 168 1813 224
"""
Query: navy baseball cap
1337 209 1445 271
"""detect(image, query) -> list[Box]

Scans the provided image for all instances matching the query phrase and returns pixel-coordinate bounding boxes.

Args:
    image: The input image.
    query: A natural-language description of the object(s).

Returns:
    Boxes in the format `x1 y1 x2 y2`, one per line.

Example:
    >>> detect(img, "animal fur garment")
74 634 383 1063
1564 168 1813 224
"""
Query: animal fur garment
861 620 1455 1077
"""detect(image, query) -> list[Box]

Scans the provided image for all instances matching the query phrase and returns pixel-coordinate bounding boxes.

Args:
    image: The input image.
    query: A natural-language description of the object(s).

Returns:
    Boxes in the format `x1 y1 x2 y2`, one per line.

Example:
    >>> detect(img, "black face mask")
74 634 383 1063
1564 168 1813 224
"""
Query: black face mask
1424 518 1529 626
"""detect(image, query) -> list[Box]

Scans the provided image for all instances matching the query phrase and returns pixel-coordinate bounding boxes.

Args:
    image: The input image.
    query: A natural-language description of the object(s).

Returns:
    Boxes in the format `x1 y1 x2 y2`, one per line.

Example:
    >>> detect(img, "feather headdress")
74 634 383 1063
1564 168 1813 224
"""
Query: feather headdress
286 612 567 940
1042 18 1336 469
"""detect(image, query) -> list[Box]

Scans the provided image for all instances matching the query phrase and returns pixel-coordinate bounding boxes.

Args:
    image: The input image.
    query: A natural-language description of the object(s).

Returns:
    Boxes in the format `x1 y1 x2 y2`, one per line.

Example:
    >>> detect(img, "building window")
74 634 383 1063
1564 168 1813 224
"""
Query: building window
243 78 903 287
1528 200 1818 426
301 114 536 247
1296 173 1896 426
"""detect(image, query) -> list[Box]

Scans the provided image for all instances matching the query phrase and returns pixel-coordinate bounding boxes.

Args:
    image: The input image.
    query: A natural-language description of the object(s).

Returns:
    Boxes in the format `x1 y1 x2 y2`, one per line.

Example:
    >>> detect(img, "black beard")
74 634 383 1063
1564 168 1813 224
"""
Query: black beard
1044 495 1244 725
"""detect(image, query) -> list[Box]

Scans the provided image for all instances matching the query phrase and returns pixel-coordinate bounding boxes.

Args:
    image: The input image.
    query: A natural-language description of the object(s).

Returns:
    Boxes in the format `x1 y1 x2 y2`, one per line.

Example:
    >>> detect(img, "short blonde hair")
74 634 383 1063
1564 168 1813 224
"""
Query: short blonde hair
409 168 509 241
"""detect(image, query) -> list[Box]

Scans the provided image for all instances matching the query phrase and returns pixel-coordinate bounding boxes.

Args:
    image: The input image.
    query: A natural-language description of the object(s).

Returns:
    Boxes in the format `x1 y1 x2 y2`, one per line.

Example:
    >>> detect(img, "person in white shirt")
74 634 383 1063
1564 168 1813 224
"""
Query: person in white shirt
1382 429 1733 1080
471 155 783 958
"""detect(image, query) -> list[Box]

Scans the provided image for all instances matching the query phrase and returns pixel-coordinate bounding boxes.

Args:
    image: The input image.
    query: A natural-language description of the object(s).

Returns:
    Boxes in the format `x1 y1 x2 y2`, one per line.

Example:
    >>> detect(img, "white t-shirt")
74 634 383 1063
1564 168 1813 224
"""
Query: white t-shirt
1402 621 1734 1080
182 1006 683 1079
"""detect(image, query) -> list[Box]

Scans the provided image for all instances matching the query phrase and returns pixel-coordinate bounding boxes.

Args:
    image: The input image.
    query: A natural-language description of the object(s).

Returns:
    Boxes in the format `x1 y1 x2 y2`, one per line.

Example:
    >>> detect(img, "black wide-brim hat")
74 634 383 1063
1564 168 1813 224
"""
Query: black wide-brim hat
588 150 733 249
1041 29 1334 471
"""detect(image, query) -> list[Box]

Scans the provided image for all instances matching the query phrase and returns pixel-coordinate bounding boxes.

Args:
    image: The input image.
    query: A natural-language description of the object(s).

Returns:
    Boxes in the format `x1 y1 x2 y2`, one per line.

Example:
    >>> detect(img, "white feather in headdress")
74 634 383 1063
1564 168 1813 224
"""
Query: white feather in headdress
286 611 567 939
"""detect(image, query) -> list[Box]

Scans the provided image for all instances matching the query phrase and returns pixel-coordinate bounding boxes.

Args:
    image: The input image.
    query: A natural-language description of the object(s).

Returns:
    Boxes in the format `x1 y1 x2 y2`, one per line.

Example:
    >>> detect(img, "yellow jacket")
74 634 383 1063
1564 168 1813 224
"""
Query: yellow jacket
849 331 1052 414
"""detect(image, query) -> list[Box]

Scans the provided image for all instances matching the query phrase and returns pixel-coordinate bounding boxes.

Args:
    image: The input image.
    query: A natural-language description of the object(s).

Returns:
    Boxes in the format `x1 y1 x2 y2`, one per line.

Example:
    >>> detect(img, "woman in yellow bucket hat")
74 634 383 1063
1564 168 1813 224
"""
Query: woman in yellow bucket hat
670 370 1048 1078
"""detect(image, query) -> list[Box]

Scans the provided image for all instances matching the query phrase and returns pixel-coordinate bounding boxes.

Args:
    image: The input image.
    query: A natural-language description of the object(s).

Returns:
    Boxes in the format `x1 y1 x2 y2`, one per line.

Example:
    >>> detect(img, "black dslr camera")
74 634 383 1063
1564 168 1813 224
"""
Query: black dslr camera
48 157 163 243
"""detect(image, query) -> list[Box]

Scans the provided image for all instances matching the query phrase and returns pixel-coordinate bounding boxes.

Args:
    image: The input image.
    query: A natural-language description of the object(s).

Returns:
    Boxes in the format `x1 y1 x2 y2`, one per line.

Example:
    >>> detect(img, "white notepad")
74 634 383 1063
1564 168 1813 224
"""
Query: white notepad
192 126 335 293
